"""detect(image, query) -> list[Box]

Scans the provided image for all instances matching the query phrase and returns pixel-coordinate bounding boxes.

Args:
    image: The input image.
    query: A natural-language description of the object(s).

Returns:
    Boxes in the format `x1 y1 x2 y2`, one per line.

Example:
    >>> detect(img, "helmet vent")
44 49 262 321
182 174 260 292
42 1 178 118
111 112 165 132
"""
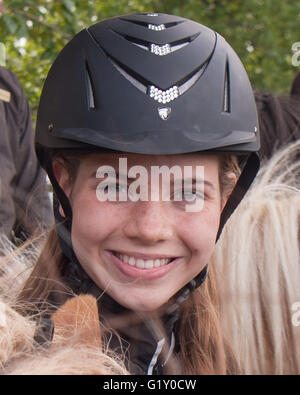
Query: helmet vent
85 62 96 109
178 61 208 96
111 30 200 56
120 17 181 30
108 52 208 104
222 59 230 113
109 56 147 94
148 62 208 104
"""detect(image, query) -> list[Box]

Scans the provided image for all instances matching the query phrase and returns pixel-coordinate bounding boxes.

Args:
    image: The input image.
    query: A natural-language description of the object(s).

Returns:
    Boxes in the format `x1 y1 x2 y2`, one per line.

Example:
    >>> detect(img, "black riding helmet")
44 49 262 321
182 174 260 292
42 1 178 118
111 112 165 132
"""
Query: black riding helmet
35 13 260 293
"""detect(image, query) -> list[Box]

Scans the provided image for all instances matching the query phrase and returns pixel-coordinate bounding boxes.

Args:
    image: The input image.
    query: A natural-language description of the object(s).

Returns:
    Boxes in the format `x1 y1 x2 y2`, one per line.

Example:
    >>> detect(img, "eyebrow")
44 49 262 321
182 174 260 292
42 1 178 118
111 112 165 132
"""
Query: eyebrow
181 177 216 191
90 170 126 179
91 170 216 190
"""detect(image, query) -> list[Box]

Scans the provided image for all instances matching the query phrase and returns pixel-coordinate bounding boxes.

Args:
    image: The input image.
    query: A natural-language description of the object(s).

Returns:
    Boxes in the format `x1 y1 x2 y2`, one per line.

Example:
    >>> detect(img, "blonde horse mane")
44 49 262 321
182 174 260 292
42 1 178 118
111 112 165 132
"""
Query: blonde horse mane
213 140 300 374
0 242 128 375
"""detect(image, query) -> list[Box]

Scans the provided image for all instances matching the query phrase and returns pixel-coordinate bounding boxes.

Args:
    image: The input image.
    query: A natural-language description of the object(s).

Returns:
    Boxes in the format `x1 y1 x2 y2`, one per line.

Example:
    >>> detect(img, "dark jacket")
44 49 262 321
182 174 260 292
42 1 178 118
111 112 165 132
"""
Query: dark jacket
0 67 53 240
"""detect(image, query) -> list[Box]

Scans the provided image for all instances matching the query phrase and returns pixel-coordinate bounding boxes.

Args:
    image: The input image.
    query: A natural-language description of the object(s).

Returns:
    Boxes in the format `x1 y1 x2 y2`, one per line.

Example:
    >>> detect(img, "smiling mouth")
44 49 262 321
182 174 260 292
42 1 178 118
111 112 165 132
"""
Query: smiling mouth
111 251 177 270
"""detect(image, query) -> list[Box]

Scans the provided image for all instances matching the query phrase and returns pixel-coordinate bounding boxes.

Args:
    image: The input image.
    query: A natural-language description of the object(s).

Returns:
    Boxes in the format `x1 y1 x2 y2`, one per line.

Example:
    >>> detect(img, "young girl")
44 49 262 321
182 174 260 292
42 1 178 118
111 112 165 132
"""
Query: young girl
18 13 260 374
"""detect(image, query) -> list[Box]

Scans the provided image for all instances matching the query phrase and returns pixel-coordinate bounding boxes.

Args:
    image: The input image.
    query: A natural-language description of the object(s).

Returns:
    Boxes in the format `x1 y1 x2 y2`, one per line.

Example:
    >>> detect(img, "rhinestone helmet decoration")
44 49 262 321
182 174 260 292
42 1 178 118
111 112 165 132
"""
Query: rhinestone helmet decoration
35 12 260 294
36 12 259 155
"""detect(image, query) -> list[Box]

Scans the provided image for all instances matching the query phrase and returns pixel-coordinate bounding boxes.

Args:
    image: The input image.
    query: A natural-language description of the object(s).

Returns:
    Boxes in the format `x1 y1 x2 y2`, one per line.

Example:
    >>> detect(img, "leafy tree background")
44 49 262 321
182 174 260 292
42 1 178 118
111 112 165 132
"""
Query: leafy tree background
0 0 299 121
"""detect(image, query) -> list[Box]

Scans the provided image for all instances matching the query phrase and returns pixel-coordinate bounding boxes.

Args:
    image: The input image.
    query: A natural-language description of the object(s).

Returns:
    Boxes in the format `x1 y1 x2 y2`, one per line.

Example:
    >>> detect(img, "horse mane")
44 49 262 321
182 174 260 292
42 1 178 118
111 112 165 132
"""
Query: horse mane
213 139 300 374
0 242 128 375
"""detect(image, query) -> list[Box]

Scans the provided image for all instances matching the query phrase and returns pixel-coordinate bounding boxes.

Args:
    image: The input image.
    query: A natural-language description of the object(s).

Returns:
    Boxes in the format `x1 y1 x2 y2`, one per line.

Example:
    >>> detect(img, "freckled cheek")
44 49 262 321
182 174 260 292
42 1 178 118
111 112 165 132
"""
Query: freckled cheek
71 195 122 247
180 210 221 261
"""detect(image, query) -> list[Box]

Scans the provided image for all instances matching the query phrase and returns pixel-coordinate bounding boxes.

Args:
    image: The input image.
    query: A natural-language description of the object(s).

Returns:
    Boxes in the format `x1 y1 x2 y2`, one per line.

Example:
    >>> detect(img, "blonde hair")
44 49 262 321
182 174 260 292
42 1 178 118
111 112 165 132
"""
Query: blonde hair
16 152 240 374
0 297 128 375
213 140 300 374
0 248 128 376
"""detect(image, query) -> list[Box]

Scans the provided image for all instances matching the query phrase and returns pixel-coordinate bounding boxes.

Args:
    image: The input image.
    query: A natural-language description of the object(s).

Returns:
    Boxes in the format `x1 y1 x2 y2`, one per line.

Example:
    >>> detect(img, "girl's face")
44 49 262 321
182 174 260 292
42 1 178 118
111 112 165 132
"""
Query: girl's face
55 152 231 312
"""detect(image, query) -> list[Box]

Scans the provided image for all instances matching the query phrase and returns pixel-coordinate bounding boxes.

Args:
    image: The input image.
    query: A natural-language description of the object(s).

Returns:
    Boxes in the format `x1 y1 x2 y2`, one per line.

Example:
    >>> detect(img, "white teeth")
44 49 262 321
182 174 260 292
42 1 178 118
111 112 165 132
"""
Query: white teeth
154 259 161 268
136 259 145 269
128 257 135 266
145 260 154 269
114 252 173 269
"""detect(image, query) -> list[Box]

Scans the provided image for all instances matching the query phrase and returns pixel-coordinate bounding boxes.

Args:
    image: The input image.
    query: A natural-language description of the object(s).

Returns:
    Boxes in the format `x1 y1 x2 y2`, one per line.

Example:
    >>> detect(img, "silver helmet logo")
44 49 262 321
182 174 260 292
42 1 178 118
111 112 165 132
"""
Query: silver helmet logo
158 107 171 120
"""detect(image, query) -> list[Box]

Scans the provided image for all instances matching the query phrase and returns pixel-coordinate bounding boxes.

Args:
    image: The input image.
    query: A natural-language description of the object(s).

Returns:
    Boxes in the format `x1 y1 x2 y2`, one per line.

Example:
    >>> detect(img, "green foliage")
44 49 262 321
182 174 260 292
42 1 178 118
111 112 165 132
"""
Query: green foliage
0 0 299 121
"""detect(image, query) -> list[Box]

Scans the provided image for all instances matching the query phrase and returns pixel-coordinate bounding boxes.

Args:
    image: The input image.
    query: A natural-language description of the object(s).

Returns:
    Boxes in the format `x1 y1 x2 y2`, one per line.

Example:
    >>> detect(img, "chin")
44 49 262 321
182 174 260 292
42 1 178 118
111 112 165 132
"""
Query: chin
116 296 166 313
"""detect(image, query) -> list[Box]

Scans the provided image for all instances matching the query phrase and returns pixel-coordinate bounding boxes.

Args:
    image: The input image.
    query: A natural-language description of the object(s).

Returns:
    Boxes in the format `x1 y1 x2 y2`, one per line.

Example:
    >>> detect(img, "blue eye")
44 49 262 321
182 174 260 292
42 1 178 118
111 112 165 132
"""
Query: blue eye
172 189 205 202
100 183 127 193
96 182 129 202
183 191 204 202
183 192 196 202
115 184 127 193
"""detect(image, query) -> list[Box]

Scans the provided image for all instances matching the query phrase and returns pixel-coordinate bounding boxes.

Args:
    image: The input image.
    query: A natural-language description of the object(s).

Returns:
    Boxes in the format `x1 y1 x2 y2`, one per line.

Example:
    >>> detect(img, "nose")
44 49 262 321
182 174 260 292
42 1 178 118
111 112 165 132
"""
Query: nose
123 201 174 244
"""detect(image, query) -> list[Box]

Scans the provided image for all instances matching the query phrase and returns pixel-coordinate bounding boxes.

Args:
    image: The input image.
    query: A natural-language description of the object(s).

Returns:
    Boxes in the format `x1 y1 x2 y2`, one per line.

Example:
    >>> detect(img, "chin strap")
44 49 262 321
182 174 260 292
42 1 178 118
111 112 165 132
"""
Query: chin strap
171 152 260 303
166 264 208 315
41 148 93 293
53 199 92 293
216 152 260 241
